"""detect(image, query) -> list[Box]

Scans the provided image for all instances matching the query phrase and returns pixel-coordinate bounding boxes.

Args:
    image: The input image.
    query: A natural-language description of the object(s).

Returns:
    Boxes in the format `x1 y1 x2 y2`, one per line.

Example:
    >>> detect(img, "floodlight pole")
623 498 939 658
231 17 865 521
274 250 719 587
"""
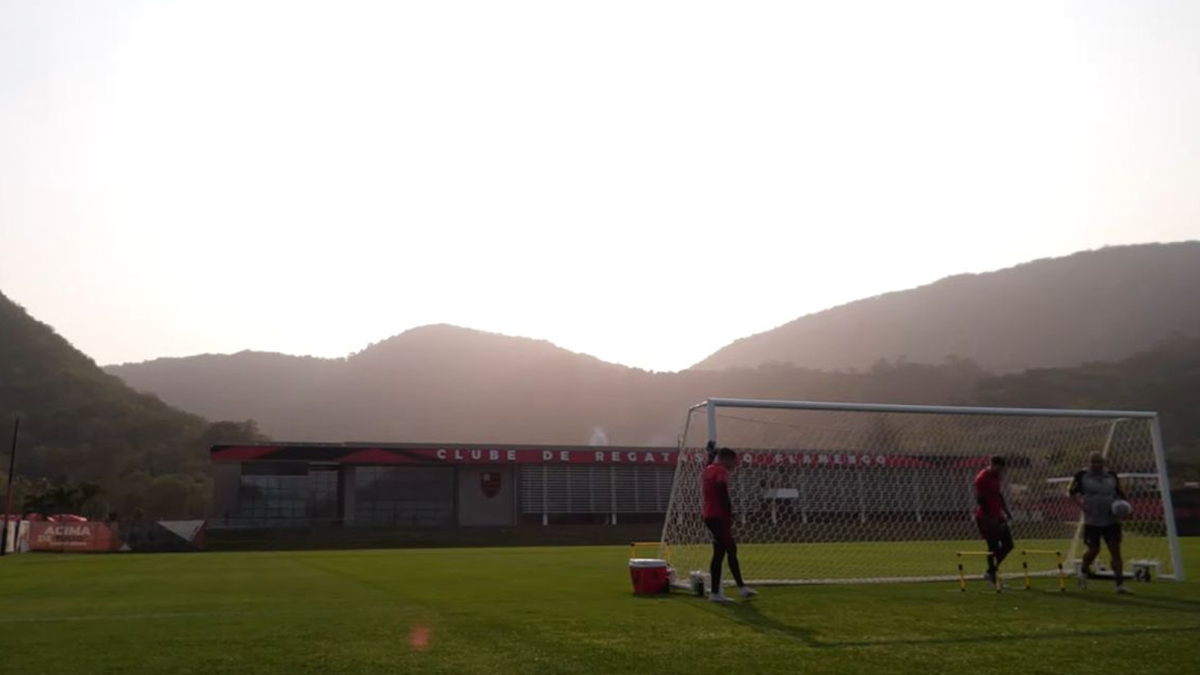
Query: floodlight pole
1 418 19 556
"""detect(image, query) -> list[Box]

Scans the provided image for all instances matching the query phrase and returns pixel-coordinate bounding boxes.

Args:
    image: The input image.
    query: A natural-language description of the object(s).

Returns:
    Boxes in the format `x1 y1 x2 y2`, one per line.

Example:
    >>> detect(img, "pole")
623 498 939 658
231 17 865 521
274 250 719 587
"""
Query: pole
1 418 19 556
706 400 718 447
1150 417 1186 580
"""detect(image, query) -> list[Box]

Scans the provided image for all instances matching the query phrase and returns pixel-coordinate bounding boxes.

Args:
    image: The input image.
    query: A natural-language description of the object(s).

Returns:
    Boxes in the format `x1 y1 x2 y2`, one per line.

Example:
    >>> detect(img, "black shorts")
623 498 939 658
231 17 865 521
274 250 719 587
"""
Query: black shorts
704 517 734 548
975 517 1011 545
1083 523 1122 549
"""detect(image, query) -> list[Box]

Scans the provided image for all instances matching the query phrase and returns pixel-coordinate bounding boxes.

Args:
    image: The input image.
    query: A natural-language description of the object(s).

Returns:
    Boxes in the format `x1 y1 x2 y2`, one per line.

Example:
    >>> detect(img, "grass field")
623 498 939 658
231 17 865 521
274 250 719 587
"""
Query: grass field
2 540 1199 675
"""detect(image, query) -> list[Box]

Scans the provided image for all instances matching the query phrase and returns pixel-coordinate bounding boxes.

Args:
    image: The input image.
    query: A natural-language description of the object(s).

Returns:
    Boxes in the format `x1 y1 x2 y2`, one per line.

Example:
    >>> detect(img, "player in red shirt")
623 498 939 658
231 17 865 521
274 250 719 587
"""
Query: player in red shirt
973 456 1014 587
702 446 757 603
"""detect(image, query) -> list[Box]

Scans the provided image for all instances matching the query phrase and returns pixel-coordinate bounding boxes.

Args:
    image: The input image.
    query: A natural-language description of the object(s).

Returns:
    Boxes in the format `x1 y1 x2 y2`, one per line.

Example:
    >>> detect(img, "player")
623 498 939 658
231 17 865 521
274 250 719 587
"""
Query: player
1070 451 1131 593
701 446 757 603
973 455 1014 588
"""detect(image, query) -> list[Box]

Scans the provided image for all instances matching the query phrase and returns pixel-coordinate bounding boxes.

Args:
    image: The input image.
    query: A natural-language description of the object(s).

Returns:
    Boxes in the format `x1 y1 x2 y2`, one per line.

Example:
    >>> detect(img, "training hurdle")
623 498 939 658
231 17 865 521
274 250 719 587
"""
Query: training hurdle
956 551 999 592
1021 549 1066 591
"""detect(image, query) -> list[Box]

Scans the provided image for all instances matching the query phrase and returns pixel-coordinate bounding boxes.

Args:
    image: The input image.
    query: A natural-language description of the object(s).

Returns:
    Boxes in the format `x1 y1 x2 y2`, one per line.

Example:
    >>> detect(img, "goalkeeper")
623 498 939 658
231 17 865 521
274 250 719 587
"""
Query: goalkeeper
701 446 757 603
973 456 1015 587
1069 451 1130 593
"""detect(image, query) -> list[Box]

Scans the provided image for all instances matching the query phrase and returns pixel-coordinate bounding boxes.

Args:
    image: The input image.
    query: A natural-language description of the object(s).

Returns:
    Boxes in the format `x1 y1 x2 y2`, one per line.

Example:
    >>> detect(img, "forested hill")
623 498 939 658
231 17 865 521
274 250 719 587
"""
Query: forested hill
695 241 1200 372
108 329 1200 482
107 325 990 445
974 336 1200 481
10 281 1197 527
107 325 639 443
0 291 264 518
10 236 1200 523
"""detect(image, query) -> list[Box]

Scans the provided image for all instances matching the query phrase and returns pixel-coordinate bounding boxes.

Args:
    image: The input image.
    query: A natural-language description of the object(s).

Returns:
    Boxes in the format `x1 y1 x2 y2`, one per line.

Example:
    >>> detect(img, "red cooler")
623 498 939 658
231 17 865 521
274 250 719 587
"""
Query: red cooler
629 558 671 594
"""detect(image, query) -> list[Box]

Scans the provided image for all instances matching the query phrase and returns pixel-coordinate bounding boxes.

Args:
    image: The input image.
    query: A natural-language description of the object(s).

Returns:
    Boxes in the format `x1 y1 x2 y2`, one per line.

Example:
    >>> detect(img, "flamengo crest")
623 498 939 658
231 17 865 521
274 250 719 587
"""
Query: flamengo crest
480 471 502 498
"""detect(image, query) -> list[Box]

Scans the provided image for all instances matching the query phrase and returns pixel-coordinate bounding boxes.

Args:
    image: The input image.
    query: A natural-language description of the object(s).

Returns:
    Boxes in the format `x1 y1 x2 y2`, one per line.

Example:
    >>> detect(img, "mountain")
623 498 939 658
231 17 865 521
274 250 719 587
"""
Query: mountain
695 242 1200 372
106 328 1199 483
974 336 1200 481
108 325 677 444
108 324 989 444
103 243 1200 480
12 238 1200 521
0 290 265 518
108 325 634 443
102 350 343 441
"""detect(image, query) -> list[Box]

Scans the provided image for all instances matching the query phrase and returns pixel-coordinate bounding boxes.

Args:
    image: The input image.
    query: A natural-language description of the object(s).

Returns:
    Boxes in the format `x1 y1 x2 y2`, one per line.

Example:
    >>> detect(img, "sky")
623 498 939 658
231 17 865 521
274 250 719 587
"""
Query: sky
1 1 1198 372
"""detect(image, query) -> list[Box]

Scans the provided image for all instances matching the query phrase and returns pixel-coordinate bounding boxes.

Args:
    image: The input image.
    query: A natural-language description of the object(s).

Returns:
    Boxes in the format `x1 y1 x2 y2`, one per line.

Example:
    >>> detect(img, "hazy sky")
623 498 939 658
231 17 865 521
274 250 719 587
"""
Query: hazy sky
2 1 1198 372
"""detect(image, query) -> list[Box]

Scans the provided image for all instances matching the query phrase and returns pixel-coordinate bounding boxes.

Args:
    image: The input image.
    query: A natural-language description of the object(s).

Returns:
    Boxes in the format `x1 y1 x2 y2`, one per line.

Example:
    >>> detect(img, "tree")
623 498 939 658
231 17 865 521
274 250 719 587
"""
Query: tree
21 480 103 518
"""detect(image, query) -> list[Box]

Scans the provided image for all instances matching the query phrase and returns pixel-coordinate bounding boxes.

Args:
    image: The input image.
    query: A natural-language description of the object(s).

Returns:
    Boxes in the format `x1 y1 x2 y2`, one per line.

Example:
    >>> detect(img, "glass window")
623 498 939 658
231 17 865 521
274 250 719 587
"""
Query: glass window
232 463 342 527
311 467 340 523
353 466 454 527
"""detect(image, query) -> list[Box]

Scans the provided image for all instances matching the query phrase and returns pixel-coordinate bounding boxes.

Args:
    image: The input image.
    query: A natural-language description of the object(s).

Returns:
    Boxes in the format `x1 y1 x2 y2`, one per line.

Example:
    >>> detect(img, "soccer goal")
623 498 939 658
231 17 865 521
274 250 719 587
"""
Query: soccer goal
659 398 1184 586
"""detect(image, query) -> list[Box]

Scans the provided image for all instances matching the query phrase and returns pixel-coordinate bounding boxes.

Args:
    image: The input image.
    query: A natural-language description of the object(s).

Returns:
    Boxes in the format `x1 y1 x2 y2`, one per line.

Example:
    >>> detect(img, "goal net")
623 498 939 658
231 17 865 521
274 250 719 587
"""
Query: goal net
660 399 1183 586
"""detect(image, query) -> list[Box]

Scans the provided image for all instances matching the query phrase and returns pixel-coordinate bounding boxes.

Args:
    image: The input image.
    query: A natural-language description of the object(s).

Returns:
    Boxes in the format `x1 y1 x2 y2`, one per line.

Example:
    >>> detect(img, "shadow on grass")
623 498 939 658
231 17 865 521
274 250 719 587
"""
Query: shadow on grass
693 600 823 647
1044 588 1200 615
695 598 1200 650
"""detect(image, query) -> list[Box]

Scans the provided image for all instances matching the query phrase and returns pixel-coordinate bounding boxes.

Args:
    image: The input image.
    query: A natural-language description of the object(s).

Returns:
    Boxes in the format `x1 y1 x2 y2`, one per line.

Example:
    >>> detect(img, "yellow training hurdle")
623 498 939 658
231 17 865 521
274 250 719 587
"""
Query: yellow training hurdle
956 551 999 592
1021 549 1066 591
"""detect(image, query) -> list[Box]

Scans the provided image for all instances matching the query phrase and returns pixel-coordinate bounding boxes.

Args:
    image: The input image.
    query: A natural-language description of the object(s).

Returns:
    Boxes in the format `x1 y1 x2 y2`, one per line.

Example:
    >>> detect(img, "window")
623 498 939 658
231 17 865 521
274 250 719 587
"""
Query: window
519 465 674 514
311 467 339 522
353 466 454 527
235 473 311 527
233 463 340 527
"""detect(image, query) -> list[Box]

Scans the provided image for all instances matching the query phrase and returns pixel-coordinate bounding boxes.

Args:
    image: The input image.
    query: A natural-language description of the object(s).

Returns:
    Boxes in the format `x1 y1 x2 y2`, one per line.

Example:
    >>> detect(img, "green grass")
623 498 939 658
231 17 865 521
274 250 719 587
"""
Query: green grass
2 540 1199 675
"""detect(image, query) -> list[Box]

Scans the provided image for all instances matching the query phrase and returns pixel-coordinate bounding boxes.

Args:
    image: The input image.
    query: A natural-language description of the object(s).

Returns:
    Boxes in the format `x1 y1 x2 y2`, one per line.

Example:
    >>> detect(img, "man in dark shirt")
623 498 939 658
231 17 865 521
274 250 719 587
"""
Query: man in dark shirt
974 456 1014 587
702 447 757 603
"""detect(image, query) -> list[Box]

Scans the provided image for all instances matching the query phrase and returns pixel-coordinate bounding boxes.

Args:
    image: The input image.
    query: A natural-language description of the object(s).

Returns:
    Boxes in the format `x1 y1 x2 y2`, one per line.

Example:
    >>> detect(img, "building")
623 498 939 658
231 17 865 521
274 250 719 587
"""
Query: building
209 443 680 528
209 443 999 530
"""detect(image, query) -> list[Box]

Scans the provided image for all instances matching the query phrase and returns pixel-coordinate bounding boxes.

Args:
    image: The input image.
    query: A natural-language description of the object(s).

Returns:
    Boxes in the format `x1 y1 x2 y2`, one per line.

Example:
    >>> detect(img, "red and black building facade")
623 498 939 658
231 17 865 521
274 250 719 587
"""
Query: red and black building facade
209 443 682 528
208 442 982 529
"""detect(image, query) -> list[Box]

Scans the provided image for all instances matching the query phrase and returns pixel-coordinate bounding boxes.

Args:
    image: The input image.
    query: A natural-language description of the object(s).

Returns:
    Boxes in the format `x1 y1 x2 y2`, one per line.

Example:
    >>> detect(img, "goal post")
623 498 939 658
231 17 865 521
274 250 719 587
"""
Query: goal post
660 398 1184 586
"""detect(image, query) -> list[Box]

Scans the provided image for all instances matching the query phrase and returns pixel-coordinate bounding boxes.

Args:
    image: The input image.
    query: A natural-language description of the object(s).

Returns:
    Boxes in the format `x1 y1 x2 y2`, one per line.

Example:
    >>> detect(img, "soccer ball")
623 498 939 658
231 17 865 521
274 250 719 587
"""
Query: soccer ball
1111 499 1134 519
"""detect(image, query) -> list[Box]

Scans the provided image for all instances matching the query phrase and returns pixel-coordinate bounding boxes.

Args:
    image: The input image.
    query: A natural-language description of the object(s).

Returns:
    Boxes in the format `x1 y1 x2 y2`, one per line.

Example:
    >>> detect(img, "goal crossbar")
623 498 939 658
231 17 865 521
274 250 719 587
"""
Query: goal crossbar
694 398 1159 420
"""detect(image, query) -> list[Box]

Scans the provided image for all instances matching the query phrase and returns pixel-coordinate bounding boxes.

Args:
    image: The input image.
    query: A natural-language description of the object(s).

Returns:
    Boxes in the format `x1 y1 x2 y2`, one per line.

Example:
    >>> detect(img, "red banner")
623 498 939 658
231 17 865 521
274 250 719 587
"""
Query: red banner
433 448 680 465
29 521 119 552
212 444 912 467
431 448 898 467
682 449 896 468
